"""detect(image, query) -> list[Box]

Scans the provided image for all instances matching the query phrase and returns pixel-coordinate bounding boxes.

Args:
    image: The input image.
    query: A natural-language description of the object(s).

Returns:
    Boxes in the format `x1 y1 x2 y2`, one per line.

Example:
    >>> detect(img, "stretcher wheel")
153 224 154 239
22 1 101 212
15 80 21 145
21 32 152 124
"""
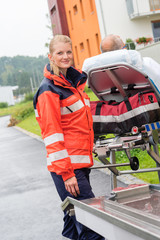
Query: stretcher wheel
130 157 139 170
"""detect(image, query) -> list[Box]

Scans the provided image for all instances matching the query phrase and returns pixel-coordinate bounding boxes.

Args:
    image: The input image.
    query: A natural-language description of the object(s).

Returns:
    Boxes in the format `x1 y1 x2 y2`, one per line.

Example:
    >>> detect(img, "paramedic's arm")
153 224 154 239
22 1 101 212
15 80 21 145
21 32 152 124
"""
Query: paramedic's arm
36 90 80 197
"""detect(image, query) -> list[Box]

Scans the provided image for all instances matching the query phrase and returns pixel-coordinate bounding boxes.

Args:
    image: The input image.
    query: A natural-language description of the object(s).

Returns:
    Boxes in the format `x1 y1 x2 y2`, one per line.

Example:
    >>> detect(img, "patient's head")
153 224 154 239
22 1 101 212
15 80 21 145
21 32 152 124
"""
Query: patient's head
100 34 125 53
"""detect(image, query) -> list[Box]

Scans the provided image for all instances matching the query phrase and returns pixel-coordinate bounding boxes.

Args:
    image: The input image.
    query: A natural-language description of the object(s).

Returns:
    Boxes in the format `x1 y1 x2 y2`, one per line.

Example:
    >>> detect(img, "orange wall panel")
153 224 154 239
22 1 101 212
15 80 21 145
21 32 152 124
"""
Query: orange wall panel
63 0 101 69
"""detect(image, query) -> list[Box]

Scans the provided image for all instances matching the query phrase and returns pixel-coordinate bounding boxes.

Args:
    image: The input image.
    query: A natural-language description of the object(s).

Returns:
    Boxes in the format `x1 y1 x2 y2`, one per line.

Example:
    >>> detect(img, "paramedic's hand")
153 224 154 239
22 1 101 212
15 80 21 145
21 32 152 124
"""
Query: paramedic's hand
64 176 80 197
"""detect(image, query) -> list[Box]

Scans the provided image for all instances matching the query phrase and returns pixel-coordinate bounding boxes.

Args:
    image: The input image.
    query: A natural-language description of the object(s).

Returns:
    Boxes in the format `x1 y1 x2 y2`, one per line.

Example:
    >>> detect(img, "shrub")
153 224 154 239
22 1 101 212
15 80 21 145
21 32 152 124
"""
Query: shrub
23 92 35 102
13 106 34 121
125 38 136 50
136 37 153 45
8 105 34 127
0 102 8 108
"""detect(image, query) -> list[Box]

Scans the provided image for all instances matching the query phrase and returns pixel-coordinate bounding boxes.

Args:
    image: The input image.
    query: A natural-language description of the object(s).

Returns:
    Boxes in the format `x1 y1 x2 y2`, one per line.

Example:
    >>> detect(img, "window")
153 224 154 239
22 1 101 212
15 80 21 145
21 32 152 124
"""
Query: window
152 21 160 40
69 10 73 30
80 0 85 20
86 39 91 57
51 5 56 16
95 33 100 53
89 0 94 13
73 5 78 14
80 42 84 52
75 46 79 65
154 21 160 28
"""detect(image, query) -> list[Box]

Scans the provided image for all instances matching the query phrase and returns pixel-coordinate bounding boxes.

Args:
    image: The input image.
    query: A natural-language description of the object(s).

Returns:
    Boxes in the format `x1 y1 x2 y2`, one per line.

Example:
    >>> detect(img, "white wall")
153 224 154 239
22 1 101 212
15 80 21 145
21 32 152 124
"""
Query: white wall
138 41 160 64
95 0 160 43
0 87 15 106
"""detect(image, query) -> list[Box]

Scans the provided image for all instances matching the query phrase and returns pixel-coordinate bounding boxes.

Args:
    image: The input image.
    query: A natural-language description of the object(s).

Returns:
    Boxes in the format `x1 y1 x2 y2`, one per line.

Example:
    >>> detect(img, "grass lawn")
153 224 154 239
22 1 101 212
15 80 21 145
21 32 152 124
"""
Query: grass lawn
0 101 33 117
17 112 41 136
115 148 159 184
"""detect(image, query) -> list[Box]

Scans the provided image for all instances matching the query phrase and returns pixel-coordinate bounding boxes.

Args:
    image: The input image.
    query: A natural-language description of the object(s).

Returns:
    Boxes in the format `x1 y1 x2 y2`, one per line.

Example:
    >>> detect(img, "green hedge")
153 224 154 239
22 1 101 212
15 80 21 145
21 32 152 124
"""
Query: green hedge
0 102 8 108
12 103 34 121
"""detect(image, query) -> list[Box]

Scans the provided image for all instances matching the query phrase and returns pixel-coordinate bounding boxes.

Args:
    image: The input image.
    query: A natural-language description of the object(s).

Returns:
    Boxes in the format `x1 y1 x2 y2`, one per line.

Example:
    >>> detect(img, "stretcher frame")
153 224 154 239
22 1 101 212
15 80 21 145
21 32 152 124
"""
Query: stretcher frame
88 62 160 191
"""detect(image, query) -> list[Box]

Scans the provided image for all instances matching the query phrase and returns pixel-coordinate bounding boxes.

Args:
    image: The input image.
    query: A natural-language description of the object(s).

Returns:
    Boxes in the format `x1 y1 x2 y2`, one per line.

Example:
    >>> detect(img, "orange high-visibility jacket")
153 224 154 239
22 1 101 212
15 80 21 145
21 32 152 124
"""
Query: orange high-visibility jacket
33 64 94 181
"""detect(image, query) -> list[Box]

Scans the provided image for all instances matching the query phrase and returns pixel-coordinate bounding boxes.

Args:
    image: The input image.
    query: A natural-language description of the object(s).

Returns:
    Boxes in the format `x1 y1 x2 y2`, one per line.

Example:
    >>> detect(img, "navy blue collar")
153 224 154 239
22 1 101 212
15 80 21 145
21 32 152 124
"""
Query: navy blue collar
47 63 87 88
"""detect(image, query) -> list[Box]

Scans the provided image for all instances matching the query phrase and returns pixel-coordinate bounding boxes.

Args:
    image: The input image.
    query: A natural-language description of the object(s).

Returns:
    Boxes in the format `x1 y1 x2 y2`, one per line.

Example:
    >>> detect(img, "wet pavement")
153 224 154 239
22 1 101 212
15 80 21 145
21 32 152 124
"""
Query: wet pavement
0 115 129 240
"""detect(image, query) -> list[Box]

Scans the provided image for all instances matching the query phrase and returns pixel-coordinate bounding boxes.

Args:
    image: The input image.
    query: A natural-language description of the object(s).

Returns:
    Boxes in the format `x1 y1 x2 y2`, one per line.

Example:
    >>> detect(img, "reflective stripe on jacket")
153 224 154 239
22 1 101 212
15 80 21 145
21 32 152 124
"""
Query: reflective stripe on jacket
33 64 94 181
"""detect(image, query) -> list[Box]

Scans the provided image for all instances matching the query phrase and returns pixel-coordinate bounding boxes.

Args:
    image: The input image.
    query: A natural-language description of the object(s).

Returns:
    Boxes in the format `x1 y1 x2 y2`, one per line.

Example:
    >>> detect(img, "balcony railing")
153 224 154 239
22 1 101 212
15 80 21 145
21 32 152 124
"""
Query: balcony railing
150 0 160 11
126 0 160 19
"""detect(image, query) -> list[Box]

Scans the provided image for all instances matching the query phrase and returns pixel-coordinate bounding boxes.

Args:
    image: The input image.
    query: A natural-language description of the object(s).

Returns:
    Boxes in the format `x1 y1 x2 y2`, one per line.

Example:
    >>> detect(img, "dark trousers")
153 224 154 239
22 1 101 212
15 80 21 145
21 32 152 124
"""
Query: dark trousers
50 168 105 240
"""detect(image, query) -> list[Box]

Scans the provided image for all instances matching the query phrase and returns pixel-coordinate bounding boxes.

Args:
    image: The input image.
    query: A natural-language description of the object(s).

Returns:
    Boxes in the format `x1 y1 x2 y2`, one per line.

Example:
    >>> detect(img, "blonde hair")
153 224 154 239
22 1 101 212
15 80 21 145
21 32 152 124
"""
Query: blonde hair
49 35 72 76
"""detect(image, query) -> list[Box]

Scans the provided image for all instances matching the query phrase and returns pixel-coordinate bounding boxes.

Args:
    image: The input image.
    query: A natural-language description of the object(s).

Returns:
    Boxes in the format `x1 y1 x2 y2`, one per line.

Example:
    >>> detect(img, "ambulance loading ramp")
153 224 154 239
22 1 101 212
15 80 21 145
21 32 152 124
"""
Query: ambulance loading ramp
62 184 160 240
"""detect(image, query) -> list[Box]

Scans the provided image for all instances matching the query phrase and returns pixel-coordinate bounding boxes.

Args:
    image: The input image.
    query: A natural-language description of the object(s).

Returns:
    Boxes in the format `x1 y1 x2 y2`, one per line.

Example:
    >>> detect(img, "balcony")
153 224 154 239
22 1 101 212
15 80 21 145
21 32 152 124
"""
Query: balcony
126 0 160 19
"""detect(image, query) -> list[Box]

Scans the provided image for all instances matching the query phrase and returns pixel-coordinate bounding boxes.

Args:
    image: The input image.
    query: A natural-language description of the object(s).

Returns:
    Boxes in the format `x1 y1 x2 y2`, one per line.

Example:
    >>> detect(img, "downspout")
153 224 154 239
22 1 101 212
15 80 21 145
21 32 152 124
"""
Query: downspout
97 0 107 37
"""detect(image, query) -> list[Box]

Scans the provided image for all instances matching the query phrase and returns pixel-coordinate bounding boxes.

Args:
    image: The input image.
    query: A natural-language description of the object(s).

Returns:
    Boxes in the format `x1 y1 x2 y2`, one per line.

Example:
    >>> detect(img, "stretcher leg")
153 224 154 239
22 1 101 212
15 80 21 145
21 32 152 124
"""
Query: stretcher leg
110 150 117 190
153 144 160 182
98 155 119 175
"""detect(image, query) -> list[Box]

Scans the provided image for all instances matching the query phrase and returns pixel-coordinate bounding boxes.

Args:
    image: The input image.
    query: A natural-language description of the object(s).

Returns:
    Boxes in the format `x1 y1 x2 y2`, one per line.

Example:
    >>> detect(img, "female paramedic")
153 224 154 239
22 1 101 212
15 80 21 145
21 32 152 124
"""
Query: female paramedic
33 35 105 240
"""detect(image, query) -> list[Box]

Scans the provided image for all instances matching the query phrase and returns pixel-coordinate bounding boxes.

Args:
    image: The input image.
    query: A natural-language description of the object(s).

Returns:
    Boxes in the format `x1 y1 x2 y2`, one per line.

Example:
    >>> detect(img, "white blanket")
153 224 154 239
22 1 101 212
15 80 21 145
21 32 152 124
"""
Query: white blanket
82 50 160 93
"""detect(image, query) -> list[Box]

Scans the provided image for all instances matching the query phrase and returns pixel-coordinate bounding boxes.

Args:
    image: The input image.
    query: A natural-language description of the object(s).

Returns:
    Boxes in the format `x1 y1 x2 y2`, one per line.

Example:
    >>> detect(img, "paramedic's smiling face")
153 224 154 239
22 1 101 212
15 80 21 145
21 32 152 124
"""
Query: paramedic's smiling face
51 41 73 74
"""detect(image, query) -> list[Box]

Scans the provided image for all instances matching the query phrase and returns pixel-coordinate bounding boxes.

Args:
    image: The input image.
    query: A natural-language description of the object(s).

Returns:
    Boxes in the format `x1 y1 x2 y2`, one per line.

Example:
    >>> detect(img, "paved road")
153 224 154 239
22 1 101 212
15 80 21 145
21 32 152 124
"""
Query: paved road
0 115 129 240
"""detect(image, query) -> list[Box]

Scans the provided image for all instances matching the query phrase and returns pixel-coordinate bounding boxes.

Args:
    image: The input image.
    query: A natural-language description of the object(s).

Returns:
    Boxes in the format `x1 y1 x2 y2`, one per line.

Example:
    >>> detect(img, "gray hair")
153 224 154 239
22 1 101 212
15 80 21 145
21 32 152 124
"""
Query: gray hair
100 34 124 53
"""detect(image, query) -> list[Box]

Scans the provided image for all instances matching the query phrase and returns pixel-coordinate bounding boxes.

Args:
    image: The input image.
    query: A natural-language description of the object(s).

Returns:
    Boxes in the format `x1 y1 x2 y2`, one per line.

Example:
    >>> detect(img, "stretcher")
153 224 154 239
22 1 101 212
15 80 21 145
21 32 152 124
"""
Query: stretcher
88 61 160 190
62 51 160 239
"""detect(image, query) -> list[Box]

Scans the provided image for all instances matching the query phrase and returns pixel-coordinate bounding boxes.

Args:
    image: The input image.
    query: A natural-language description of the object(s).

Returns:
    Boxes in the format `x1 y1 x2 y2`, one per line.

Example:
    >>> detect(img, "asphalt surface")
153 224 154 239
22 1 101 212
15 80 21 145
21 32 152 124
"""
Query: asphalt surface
0 115 128 240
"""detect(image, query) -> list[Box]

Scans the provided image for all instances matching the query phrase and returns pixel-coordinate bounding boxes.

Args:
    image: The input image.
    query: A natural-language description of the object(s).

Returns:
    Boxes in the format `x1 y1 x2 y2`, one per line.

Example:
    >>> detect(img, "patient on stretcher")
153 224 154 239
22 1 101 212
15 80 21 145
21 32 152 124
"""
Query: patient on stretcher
82 36 160 135
83 34 160 93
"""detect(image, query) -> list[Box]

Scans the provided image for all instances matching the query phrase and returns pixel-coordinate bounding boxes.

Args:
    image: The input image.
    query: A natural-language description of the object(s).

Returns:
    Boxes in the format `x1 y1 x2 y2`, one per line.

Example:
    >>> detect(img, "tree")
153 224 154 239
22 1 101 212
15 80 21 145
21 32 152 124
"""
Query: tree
0 56 48 94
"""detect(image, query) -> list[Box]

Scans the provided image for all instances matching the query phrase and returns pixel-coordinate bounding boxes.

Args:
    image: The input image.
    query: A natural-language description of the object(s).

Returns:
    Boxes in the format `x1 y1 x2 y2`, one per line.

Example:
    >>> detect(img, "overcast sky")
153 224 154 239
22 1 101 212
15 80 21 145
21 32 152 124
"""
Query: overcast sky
0 0 52 58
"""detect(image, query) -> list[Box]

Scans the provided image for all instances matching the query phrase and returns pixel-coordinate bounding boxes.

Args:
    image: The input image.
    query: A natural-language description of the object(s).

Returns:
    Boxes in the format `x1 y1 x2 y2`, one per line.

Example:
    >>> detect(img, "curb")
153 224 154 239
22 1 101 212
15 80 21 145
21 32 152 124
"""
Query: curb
14 126 43 142
14 126 146 186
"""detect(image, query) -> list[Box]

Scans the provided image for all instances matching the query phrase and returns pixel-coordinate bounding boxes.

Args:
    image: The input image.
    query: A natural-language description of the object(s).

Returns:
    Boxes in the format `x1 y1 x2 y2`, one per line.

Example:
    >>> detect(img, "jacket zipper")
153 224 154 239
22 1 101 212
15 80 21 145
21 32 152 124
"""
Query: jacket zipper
76 87 92 155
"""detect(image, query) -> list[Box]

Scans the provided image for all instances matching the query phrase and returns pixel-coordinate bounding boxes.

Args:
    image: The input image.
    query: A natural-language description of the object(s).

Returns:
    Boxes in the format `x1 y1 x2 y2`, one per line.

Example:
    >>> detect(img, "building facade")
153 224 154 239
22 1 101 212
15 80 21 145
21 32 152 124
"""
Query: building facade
47 0 160 67
63 0 101 69
0 87 15 105
95 0 160 44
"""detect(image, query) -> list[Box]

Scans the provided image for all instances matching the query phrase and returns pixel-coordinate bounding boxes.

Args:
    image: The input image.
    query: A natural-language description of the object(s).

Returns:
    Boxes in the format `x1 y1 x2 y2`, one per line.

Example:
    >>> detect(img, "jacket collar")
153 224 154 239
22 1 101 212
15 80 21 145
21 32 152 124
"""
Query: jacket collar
44 64 87 88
